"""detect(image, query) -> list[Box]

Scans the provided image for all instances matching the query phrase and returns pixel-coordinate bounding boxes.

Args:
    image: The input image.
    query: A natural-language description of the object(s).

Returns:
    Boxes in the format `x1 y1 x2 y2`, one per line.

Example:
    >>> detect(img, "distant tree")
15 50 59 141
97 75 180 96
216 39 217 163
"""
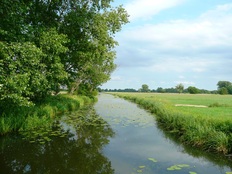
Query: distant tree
165 87 178 93
187 86 200 94
140 84 150 92
227 85 232 94
217 81 232 95
218 87 228 95
199 89 210 94
124 88 137 92
157 87 166 93
176 83 184 94
217 81 232 89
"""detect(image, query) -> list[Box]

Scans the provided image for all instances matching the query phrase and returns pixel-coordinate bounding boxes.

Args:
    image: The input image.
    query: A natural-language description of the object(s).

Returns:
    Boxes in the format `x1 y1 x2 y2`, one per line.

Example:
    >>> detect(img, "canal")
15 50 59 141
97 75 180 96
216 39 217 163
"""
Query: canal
0 93 232 174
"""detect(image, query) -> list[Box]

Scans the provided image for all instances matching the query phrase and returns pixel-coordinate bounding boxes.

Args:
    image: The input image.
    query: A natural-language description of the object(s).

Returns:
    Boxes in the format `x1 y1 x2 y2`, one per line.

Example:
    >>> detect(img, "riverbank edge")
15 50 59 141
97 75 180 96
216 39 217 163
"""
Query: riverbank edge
0 94 97 135
112 93 232 155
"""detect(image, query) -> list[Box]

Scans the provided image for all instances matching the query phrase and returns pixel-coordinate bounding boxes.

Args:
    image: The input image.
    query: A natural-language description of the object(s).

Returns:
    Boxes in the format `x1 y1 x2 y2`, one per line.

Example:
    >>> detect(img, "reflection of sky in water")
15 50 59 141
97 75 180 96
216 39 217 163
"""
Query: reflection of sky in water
95 94 231 174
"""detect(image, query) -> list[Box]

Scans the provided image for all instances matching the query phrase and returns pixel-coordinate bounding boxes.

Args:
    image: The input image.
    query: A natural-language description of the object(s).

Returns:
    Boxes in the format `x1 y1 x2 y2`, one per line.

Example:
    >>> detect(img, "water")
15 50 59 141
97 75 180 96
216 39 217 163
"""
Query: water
0 93 232 174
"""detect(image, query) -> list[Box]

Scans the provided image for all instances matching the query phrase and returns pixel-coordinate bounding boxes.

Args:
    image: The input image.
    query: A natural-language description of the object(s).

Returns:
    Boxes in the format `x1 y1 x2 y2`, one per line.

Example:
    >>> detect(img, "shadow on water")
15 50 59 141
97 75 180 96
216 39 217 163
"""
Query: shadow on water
0 106 115 174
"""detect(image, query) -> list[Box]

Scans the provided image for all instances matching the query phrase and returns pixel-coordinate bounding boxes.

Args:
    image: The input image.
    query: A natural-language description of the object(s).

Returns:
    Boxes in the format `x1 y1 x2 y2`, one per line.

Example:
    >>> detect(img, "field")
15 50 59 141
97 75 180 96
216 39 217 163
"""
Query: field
109 92 232 154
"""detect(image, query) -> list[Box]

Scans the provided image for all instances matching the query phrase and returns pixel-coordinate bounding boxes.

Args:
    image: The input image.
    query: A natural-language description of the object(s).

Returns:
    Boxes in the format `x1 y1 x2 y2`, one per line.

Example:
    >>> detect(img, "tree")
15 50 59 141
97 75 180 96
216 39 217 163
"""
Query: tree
60 3 128 94
39 29 69 95
140 84 150 92
187 86 200 94
217 81 232 89
0 0 129 109
0 29 69 109
217 81 232 95
0 42 45 108
157 87 166 93
176 83 184 94
218 87 228 95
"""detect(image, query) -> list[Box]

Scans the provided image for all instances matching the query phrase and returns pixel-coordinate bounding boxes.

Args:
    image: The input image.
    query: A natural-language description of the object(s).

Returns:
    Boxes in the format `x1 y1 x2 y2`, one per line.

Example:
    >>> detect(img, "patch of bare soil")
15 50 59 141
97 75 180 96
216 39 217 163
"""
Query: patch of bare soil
175 104 208 108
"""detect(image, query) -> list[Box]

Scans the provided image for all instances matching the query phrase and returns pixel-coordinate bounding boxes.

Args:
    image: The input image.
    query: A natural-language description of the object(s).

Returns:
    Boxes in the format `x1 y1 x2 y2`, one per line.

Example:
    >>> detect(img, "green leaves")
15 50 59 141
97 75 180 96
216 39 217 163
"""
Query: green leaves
0 0 129 109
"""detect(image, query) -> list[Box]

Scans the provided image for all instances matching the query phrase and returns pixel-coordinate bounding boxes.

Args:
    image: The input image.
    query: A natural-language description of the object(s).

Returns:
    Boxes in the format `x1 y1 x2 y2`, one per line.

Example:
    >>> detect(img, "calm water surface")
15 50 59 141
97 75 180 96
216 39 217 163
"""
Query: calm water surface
0 93 232 174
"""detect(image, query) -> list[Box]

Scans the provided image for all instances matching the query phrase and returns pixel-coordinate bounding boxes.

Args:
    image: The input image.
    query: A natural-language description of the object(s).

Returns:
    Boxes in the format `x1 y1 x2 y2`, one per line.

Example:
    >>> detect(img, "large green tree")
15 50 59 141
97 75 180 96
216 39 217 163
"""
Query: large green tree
60 2 128 93
0 29 69 109
0 0 129 108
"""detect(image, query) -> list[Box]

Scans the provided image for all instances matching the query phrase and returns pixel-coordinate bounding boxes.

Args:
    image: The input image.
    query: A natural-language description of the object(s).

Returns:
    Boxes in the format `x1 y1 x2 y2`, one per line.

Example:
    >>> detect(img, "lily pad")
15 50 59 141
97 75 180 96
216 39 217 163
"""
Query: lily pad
177 164 190 168
167 166 181 171
167 164 189 171
189 172 197 174
148 157 157 163
139 166 146 169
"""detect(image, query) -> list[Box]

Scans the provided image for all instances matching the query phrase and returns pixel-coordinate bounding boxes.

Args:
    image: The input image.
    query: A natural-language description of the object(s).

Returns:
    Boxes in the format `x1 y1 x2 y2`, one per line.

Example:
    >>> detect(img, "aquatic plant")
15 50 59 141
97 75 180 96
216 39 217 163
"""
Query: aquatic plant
0 94 95 135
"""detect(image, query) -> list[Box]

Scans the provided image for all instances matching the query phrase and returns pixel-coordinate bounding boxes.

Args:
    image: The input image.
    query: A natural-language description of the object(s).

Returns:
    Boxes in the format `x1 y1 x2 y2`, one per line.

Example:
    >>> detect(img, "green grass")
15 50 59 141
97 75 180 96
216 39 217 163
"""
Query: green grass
110 92 232 154
0 94 95 135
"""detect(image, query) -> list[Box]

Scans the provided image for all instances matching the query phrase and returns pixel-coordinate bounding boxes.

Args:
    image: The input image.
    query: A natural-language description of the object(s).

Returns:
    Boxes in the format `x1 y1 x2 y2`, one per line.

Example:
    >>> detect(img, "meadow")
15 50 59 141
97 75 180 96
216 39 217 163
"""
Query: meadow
110 92 232 155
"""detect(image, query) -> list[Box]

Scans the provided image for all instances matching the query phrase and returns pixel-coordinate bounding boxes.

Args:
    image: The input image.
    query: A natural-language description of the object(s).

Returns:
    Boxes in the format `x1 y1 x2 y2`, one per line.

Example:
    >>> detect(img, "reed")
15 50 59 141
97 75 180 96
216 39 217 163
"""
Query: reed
0 94 95 135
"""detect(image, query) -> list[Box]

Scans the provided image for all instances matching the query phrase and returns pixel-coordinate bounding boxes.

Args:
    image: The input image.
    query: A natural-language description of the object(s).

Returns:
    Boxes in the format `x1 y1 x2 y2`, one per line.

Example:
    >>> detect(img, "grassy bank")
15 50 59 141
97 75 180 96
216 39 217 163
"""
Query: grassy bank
0 94 96 135
111 92 232 155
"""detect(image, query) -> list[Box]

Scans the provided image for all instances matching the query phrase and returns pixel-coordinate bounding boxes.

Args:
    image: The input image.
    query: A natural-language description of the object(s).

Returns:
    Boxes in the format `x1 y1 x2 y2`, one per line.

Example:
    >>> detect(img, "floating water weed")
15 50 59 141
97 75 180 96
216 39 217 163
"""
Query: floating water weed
167 164 190 171
148 158 157 163
189 172 197 174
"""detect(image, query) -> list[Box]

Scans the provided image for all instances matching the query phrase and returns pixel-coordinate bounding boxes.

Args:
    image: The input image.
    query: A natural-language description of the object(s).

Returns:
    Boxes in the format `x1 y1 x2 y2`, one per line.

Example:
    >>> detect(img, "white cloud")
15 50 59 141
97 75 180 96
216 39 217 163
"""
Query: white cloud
118 3 232 68
103 3 232 90
142 57 216 73
125 0 185 21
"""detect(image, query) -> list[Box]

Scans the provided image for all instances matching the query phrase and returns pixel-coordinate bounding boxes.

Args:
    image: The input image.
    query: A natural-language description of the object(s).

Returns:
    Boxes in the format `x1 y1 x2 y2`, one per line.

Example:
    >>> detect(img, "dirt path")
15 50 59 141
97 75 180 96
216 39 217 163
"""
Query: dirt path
175 104 208 108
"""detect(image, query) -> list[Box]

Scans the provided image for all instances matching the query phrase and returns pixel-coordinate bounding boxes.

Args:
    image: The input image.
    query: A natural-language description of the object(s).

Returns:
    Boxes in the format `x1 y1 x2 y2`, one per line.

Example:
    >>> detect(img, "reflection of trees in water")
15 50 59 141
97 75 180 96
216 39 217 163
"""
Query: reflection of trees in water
156 123 232 171
0 107 115 174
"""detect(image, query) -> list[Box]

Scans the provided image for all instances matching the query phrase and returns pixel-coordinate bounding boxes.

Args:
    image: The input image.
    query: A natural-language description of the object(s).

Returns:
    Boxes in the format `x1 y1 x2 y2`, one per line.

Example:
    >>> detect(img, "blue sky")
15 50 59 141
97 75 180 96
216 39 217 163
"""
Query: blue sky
101 0 232 90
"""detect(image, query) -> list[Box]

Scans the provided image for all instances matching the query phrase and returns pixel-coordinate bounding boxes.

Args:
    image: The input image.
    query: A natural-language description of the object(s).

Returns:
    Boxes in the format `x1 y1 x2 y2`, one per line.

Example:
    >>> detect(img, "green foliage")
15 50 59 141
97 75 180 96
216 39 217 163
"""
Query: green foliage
217 81 232 95
140 84 150 92
0 94 94 135
0 29 69 109
0 0 128 134
0 41 45 108
61 3 128 93
157 87 166 93
176 83 184 93
187 86 200 94
218 87 228 95
0 0 128 108
39 28 69 94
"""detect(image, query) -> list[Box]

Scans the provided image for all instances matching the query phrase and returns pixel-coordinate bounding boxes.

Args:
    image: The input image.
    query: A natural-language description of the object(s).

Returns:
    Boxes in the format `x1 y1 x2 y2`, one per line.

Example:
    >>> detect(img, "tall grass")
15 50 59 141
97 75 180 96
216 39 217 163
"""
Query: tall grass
0 94 95 135
112 93 232 154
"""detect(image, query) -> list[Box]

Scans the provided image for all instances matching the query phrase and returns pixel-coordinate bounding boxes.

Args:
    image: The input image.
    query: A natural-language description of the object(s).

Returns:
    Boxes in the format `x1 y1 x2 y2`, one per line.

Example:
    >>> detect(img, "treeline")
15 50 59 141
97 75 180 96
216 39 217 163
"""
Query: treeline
0 0 129 111
100 87 215 94
101 81 232 94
